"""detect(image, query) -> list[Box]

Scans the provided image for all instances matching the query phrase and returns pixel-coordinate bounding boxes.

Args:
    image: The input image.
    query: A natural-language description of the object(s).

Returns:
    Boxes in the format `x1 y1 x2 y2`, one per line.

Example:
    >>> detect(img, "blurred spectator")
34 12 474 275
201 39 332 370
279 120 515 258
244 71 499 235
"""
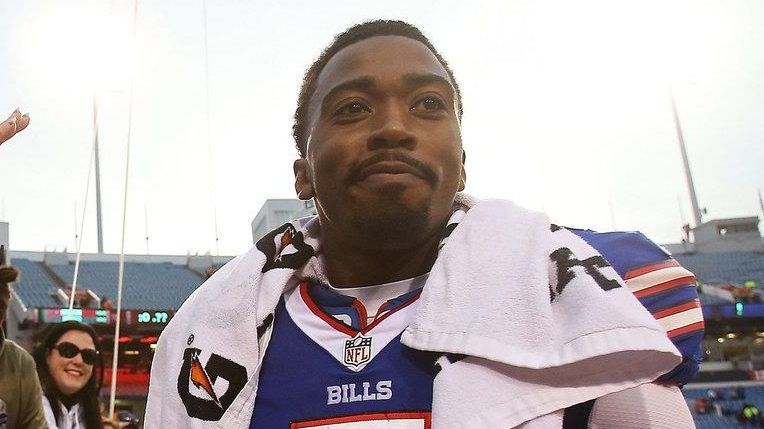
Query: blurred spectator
101 418 119 429
0 244 48 428
115 410 140 428
741 403 762 425
100 297 113 311
204 266 219 279
695 397 708 414
707 388 718 401
35 321 105 429
736 385 747 400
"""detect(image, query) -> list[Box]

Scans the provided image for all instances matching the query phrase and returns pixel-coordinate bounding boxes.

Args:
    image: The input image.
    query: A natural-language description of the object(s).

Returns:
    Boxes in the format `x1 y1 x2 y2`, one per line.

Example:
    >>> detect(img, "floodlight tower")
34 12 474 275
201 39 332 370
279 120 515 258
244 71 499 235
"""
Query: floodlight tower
93 97 104 253
670 91 703 228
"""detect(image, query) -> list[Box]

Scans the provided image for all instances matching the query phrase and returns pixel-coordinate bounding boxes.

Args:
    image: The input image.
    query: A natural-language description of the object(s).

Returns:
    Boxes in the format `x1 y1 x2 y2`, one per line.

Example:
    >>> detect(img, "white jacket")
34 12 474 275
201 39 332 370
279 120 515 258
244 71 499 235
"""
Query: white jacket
42 397 85 429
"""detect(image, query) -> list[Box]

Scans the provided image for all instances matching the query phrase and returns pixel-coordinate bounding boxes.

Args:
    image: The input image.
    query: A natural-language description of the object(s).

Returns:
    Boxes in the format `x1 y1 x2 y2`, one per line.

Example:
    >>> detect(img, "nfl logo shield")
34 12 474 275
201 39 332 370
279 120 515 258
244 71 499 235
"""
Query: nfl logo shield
344 333 372 368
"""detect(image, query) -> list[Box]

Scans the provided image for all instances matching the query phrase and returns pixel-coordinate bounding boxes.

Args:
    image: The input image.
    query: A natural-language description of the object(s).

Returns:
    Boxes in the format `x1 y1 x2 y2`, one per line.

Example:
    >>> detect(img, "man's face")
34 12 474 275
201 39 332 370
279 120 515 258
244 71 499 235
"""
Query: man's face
295 36 465 247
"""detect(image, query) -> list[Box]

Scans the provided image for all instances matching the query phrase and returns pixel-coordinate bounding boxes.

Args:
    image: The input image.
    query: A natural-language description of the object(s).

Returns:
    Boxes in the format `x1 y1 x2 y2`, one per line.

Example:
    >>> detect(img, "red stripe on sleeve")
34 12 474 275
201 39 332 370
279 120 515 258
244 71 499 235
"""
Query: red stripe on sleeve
633 276 696 298
667 321 705 338
652 299 701 319
624 259 681 280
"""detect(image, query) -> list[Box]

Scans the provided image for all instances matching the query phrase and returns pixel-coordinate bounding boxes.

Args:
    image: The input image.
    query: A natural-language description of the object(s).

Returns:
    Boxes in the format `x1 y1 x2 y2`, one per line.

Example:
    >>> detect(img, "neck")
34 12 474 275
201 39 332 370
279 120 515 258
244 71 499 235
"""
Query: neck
321 229 441 288
59 392 79 409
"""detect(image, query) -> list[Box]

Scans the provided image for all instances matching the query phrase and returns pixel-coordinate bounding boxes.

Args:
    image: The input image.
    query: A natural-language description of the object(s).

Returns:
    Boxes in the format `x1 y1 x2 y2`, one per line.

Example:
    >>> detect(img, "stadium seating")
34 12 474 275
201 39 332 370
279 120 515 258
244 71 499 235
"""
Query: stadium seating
674 252 764 286
10 258 62 308
685 385 764 428
11 258 205 310
693 413 746 429
700 292 734 306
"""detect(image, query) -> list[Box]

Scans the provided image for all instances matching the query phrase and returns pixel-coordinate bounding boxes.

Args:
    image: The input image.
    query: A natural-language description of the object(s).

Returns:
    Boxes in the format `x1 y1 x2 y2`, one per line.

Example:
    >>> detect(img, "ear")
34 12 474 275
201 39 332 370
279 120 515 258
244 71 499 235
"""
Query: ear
458 150 467 191
293 158 315 200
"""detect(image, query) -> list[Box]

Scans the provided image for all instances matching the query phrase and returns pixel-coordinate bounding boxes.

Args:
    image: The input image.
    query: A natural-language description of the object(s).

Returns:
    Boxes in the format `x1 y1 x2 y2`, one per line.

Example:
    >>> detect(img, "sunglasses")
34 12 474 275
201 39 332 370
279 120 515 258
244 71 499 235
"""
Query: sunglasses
52 342 99 366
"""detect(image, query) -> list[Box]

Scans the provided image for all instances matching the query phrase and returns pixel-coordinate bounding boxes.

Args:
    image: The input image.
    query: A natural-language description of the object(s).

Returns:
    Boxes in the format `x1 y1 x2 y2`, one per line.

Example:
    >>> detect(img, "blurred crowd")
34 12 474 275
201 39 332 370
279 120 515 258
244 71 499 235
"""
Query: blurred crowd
695 387 764 427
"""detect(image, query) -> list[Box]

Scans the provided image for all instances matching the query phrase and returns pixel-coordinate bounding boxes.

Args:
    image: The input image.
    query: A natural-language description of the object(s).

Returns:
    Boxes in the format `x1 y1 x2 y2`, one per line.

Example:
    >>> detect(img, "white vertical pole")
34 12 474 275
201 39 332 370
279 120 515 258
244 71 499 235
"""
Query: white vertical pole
144 204 149 255
74 201 78 245
109 0 139 418
70 131 98 310
608 200 617 231
202 0 219 255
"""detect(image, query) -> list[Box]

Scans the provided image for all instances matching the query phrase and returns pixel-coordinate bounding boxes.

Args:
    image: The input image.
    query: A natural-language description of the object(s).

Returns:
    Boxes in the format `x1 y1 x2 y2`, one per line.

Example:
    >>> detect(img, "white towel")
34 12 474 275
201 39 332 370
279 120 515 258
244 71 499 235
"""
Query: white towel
401 198 681 428
146 195 680 428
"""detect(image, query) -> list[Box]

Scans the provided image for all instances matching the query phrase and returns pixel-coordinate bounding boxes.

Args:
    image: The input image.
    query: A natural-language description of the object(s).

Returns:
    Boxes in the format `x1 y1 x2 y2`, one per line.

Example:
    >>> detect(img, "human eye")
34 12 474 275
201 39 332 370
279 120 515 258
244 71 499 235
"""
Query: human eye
332 100 371 121
411 94 447 115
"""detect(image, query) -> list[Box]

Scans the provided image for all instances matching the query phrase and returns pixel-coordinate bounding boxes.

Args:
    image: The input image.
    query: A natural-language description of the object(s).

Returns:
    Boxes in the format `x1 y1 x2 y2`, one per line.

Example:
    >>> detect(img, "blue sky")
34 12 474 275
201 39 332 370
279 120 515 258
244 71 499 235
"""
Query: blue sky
0 0 762 256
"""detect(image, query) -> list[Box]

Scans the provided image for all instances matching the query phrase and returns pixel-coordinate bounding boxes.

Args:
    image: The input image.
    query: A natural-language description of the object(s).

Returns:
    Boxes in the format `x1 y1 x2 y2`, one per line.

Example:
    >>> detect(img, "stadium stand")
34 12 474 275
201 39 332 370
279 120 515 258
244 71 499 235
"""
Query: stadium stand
700 291 734 306
46 260 205 310
669 240 764 427
693 414 743 429
11 258 64 308
686 385 764 428
674 252 764 286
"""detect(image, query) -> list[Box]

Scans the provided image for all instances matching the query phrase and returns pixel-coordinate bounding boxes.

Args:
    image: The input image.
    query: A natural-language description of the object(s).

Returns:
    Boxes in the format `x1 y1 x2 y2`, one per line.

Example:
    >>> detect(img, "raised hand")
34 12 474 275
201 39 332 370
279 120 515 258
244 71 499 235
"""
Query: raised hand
0 109 30 146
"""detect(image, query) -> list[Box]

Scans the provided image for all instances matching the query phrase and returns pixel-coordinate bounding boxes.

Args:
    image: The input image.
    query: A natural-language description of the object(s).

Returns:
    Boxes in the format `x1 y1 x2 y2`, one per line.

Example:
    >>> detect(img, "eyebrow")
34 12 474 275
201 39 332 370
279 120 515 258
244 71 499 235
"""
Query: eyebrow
320 72 456 109
401 72 455 94
321 76 376 109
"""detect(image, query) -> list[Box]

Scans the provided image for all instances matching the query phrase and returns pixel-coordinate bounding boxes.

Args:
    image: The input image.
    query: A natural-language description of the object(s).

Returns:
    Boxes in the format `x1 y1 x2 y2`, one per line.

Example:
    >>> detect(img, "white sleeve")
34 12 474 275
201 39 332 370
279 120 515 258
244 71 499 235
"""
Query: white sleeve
589 383 696 429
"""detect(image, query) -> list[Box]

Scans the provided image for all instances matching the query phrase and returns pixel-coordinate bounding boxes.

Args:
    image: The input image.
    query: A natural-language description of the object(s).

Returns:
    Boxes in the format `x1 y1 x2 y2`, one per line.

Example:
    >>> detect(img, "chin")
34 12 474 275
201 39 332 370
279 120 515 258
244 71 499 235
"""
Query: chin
60 386 82 396
60 379 87 396
350 196 433 247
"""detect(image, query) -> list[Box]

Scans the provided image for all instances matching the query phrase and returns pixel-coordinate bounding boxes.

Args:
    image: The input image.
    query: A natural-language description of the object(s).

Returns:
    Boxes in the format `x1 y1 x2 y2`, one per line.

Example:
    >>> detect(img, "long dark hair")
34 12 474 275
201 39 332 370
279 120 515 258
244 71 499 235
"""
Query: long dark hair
35 321 105 429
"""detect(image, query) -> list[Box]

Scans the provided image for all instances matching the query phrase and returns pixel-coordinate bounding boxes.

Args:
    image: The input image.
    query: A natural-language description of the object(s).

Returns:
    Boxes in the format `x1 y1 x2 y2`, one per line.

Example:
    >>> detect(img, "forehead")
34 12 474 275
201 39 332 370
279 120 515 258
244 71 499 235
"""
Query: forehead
57 329 95 348
312 35 453 105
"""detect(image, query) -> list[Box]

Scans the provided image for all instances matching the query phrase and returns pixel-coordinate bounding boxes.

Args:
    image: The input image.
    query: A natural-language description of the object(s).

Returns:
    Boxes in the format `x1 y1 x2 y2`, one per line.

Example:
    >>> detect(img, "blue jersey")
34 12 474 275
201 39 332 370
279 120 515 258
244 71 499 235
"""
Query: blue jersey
251 230 703 428
251 282 433 429
570 229 704 385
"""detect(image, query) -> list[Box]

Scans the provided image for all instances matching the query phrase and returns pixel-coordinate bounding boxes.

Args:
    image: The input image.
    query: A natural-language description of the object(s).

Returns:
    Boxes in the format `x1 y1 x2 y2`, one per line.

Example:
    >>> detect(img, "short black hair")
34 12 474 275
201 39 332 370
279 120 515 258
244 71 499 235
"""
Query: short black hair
292 19 463 157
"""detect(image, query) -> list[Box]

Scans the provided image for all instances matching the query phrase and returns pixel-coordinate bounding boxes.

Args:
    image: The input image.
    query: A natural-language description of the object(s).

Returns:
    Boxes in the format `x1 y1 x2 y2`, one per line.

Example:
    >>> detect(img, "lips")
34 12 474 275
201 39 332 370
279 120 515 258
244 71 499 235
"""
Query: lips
356 161 424 180
64 368 84 377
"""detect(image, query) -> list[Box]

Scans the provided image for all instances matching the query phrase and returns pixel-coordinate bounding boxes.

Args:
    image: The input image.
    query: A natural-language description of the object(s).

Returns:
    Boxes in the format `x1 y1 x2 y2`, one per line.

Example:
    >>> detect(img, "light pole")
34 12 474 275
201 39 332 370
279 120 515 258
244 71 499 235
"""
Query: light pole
670 89 703 228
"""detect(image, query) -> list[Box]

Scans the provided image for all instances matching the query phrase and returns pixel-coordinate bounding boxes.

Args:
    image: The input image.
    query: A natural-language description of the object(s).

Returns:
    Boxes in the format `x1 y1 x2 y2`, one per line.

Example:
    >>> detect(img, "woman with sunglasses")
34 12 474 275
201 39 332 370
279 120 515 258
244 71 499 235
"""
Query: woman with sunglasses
35 321 105 429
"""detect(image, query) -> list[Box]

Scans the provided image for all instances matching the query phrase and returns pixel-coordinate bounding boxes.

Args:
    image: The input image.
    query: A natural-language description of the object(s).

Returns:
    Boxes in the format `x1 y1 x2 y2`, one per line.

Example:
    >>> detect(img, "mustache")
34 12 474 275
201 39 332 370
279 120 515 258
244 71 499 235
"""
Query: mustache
348 151 438 185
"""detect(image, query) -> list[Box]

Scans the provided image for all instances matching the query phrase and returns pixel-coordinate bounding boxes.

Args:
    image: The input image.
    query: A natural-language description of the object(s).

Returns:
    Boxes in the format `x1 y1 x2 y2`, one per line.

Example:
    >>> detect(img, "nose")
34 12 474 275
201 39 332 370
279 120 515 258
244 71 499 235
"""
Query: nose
367 102 416 151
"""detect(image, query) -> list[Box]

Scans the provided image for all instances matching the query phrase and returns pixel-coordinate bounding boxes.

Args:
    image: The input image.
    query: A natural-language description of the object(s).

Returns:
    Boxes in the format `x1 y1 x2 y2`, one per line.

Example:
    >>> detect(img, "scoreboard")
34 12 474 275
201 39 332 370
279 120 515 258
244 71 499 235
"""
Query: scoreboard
136 310 170 324
37 308 112 324
31 308 175 326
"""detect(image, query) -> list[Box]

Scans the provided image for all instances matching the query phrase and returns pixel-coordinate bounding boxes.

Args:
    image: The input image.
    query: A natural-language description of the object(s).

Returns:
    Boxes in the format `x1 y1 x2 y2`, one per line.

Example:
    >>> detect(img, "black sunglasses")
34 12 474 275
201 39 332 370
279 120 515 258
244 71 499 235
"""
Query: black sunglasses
52 342 99 366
